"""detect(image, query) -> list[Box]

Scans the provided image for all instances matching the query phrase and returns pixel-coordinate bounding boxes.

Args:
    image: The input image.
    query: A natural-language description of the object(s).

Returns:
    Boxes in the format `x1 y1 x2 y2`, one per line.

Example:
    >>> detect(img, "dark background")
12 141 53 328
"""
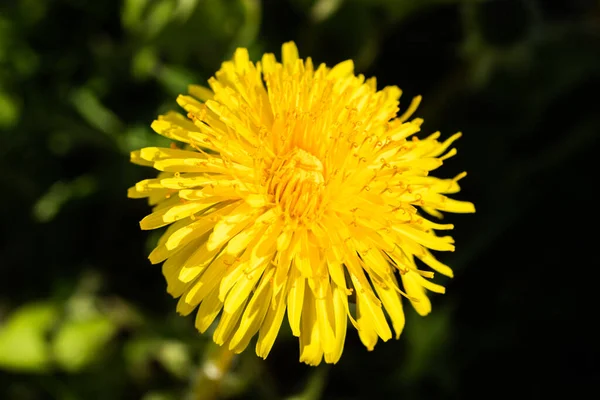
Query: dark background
1 0 598 399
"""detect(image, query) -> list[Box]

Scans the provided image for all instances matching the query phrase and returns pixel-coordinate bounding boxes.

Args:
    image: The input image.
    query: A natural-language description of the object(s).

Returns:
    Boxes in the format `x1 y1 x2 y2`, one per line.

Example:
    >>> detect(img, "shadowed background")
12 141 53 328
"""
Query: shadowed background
1 0 598 399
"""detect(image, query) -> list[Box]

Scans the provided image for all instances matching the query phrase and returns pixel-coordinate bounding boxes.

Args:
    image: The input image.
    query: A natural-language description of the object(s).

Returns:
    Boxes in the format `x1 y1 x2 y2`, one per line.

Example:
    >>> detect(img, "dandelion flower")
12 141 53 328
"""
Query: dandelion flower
128 42 475 366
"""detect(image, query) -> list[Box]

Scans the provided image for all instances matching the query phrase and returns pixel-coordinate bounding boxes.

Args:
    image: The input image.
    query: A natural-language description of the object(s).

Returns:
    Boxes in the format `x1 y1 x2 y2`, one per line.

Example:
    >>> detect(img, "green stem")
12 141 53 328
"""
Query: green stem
191 345 236 400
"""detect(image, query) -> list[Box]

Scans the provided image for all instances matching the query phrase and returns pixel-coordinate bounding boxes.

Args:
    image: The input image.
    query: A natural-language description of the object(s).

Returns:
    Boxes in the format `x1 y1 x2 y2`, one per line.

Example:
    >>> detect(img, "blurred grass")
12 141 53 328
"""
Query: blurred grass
1 0 599 399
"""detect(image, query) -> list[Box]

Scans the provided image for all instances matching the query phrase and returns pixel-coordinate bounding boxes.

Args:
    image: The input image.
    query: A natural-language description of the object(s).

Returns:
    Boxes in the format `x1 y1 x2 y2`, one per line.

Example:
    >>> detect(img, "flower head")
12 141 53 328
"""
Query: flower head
129 42 475 365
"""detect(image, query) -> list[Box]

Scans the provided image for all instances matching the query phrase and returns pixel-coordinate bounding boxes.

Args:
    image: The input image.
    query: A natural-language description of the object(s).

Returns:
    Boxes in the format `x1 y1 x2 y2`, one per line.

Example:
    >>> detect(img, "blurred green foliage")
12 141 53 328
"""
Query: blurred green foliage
0 303 58 372
1 0 599 399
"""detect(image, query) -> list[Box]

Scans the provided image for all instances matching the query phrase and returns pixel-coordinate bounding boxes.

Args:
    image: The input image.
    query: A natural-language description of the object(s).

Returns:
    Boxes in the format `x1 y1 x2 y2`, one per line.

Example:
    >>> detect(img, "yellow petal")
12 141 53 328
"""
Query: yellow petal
223 259 270 314
414 272 446 294
218 219 278 302
327 60 354 79
140 147 202 162
162 241 198 297
356 294 379 351
207 202 257 251
397 95 421 123
299 289 323 366
286 268 305 337
228 268 275 353
256 280 288 359
213 298 248 346
325 249 348 294
164 202 240 251
416 249 454 278
313 280 335 355
178 243 220 283
324 284 348 364
372 274 405 339
139 201 209 230
350 272 391 342
272 230 300 298
392 225 455 252
182 252 236 314
148 219 195 264
401 271 432 316
281 41 299 66
195 287 223 333
189 84 214 102
130 150 153 166
233 47 251 72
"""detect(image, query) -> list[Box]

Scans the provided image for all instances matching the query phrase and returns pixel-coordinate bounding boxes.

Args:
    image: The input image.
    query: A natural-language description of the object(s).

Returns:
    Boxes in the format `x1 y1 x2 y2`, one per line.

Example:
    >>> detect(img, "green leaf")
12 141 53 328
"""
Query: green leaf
149 0 246 70
125 338 191 380
52 316 117 372
156 65 199 97
145 0 177 38
231 0 262 49
0 91 21 129
142 391 178 400
69 87 123 138
32 175 98 223
132 46 159 80
155 340 191 379
122 0 151 33
0 303 58 372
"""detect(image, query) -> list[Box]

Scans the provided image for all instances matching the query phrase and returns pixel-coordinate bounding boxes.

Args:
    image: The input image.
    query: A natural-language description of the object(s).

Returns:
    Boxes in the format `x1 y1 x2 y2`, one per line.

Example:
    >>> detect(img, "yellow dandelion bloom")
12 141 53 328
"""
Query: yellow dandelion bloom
129 42 475 366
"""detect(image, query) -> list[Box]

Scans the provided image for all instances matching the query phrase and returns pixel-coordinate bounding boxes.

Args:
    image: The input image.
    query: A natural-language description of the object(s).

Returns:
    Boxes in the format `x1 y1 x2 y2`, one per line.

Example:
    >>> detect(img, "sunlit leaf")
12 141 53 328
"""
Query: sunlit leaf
0 303 58 372
32 175 98 223
145 0 177 38
52 316 117 372
122 0 151 33
0 91 21 129
69 88 123 137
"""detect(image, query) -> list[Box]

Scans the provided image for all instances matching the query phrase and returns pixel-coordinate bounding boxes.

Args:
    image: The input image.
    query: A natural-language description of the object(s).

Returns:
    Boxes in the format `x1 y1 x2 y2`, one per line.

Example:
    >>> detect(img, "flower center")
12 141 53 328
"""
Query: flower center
268 148 325 222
